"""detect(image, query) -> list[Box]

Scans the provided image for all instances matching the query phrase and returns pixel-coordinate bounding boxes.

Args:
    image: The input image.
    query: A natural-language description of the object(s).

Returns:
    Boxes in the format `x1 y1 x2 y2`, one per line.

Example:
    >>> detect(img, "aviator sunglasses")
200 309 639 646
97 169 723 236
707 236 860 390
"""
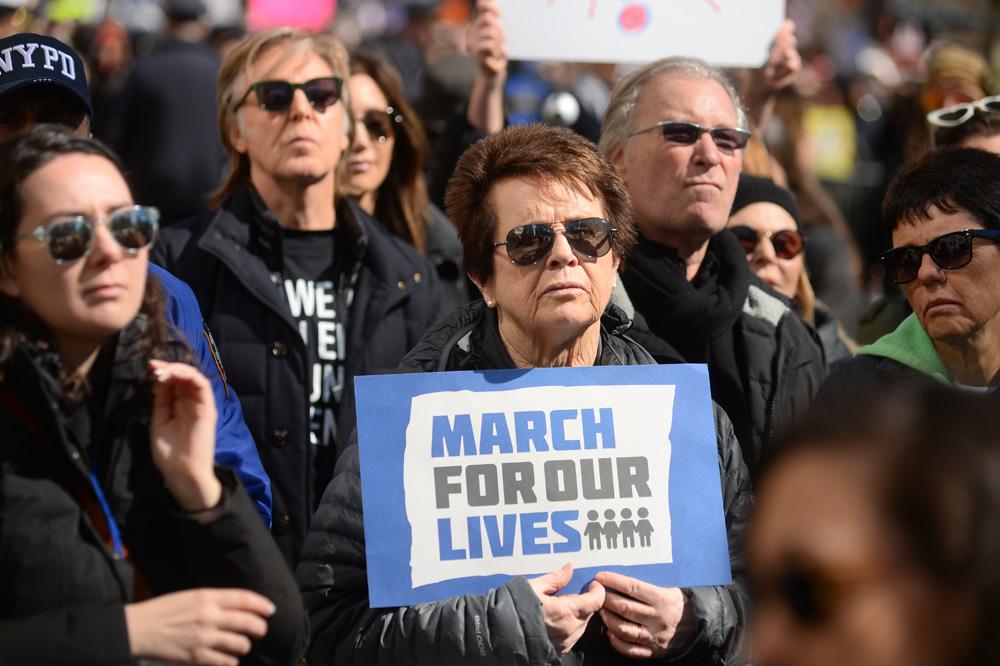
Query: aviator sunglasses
236 77 344 112
9 205 159 265
358 106 402 144
878 228 1000 284
730 226 805 259
629 120 752 151
493 218 616 266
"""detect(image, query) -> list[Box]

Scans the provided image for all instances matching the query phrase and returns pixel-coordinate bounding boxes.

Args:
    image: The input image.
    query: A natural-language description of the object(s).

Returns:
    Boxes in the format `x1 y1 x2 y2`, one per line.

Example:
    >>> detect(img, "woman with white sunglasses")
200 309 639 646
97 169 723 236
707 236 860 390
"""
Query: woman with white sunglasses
0 125 306 665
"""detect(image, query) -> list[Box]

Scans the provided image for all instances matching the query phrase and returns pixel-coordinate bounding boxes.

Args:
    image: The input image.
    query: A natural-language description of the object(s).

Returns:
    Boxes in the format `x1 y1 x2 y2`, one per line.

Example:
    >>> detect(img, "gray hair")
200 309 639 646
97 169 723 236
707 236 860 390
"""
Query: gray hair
598 56 748 158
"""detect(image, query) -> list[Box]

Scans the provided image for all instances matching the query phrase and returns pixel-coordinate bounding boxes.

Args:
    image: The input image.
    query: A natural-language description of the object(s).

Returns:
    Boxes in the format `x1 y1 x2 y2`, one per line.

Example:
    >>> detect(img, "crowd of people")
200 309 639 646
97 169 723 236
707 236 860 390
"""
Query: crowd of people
3 0 1000 665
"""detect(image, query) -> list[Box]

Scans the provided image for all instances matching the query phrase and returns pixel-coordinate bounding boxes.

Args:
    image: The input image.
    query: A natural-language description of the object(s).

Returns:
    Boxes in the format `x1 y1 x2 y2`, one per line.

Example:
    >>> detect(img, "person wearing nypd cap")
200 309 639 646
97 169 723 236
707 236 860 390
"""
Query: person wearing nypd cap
0 31 274 525
727 173 855 365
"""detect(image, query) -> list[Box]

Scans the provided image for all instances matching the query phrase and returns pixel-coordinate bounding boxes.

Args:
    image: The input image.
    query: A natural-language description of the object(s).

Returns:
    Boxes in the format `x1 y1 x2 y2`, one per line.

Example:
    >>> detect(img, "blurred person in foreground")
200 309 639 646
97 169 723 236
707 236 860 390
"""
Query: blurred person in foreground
297 123 752 665
0 125 306 665
0 30 272 522
749 383 999 666
340 50 469 310
153 27 444 565
728 174 855 366
820 147 1000 396
599 56 826 478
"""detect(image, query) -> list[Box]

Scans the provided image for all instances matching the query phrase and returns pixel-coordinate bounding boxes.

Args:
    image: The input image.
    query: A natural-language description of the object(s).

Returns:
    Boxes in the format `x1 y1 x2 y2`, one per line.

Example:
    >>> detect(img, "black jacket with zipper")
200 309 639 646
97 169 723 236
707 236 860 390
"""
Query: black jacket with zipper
152 187 444 564
0 321 306 665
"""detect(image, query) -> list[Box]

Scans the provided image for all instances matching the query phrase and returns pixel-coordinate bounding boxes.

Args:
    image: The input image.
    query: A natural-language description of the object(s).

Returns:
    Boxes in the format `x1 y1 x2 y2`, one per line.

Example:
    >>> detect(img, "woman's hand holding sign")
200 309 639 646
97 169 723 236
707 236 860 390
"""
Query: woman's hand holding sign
528 563 605 655
596 572 697 659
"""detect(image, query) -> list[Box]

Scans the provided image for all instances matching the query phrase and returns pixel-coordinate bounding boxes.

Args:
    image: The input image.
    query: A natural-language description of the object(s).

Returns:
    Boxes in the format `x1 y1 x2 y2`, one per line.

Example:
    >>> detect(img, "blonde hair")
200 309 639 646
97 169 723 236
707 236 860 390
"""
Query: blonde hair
211 27 350 209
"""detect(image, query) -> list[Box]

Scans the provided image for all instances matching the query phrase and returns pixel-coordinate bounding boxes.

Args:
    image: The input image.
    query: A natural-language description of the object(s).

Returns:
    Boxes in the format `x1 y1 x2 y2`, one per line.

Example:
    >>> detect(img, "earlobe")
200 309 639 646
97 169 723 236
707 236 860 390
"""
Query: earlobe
0 258 21 298
229 117 248 155
608 144 628 182
469 273 494 308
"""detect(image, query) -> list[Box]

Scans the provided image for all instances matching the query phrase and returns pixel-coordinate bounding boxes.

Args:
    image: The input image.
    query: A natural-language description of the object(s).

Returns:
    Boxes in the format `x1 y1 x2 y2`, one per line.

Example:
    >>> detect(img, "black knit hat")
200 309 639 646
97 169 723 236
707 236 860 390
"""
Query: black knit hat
730 174 801 231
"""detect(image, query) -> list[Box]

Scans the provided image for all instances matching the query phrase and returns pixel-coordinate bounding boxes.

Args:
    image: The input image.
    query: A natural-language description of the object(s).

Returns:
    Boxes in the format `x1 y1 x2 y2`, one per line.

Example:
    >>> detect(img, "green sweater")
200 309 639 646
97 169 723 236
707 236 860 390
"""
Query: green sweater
856 313 953 386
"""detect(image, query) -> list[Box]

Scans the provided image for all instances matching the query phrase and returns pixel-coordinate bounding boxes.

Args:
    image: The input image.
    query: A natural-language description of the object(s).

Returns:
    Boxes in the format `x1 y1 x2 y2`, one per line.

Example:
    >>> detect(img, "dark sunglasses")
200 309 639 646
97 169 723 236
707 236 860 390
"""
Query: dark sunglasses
358 107 402 144
10 205 159 265
730 226 805 259
493 218 616 267
878 228 1000 284
236 77 344 112
629 120 751 151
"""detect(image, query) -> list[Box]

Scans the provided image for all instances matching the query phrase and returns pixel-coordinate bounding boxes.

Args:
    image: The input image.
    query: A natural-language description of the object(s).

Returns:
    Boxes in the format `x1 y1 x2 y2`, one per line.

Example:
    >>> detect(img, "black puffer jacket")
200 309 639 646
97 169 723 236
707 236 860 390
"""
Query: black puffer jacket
0 322 307 665
152 188 444 564
297 303 753 665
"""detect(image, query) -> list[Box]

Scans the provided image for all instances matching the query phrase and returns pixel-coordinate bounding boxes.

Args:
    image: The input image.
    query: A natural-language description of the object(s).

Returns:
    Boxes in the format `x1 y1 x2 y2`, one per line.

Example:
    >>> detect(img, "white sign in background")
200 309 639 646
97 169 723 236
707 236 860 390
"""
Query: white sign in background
498 0 786 67
404 385 674 589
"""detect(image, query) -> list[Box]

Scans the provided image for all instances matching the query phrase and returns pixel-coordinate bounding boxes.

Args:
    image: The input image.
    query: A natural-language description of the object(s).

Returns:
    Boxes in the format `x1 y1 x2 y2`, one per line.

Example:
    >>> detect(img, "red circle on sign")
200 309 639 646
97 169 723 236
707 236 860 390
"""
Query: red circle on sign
619 4 648 32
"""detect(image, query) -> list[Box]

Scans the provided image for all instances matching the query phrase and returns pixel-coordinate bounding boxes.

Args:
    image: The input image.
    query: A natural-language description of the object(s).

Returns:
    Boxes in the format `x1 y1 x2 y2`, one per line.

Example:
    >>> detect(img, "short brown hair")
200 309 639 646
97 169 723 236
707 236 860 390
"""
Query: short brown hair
211 27 350 209
445 124 636 286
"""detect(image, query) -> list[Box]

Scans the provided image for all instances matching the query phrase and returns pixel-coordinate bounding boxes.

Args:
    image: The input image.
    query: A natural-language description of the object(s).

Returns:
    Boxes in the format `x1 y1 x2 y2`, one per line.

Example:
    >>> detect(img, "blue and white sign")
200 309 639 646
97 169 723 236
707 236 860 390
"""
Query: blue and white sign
355 364 730 608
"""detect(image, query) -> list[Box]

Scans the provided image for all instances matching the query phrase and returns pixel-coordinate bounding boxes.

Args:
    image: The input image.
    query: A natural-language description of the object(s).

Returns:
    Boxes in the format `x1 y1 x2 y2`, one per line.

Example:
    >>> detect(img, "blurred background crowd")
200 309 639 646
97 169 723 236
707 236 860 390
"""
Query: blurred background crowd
5 0 1000 343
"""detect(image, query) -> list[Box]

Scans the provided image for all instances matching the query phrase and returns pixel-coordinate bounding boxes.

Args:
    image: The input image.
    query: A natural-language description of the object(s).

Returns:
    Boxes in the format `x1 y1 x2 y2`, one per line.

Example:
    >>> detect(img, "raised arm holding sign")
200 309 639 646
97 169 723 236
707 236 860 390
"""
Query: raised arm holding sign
296 124 752 665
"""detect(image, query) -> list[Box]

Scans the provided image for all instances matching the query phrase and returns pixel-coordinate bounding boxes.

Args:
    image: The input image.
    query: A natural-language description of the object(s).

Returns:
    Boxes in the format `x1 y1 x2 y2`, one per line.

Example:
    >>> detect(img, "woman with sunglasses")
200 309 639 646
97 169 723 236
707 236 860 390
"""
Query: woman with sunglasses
0 125 306 664
340 51 470 311
748 382 998 666
153 28 443 567
728 174 855 365
821 147 1000 397
298 123 752 666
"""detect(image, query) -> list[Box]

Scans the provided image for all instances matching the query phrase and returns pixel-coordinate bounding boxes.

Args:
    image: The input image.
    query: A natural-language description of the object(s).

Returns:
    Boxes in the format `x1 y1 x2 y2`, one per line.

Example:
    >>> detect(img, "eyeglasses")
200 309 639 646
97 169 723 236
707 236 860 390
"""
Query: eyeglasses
926 94 1000 127
628 120 752 151
236 77 344 112
358 107 402 144
730 226 805 259
493 218 616 266
9 205 159 264
878 228 1000 284
750 560 887 626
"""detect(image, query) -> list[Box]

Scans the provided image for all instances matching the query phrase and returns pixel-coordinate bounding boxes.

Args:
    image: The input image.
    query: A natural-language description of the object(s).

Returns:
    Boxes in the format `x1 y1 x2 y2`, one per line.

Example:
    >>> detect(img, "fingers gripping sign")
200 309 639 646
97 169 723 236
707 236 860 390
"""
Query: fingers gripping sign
596 571 696 659
528 563 606 655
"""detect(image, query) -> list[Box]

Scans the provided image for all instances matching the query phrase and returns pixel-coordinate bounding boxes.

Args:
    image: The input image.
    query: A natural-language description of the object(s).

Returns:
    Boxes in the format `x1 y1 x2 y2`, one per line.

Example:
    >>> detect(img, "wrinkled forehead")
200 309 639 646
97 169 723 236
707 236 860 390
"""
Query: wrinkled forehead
646 74 737 122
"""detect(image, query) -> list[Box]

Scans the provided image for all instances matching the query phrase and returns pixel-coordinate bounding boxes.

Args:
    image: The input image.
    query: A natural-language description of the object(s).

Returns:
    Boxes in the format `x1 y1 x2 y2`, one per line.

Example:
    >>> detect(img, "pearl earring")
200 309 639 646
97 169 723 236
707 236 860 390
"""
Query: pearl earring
486 300 495 308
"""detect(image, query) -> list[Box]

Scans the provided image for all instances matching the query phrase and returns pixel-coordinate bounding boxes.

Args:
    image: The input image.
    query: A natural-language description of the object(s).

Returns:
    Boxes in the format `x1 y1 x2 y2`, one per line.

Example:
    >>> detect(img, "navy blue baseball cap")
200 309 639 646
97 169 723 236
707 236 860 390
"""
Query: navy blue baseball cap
0 33 93 117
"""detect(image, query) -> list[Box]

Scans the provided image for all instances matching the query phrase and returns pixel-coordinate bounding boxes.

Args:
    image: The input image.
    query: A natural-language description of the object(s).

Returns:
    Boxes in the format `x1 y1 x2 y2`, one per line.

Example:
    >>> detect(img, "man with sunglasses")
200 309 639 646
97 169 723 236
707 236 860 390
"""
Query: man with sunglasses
820 147 1000 397
0 31 273 525
599 56 826 482
152 28 444 566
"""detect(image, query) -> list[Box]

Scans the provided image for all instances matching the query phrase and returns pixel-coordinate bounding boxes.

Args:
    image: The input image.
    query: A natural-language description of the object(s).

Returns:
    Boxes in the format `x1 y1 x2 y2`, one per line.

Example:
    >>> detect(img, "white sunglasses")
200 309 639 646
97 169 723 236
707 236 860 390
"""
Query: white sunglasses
926 94 1000 128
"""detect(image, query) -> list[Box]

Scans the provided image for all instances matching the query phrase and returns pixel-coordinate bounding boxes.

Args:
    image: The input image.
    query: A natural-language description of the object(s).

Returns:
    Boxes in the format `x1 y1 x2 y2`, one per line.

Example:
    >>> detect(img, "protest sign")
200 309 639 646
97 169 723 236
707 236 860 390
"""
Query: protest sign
497 0 785 67
355 364 731 608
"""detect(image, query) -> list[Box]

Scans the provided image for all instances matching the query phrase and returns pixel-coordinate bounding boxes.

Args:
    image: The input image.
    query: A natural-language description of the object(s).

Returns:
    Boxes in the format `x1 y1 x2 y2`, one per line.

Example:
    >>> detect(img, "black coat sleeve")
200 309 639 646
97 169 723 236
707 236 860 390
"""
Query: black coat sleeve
170 468 309 666
296 440 562 666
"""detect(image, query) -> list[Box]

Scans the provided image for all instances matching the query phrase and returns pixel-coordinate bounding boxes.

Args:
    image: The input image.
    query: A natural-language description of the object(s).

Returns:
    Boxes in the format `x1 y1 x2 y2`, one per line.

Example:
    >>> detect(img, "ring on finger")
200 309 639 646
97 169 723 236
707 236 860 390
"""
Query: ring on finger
634 624 642 645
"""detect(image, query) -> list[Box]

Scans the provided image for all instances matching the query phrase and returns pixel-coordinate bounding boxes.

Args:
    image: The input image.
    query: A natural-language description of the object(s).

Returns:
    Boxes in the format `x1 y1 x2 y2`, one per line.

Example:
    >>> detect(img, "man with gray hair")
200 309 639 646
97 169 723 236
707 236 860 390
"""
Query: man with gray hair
601 57 826 480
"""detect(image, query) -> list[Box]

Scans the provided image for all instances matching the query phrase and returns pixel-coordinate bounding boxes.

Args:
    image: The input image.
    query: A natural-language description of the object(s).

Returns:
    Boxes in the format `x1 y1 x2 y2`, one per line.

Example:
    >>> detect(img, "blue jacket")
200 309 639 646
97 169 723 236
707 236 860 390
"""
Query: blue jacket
150 263 272 525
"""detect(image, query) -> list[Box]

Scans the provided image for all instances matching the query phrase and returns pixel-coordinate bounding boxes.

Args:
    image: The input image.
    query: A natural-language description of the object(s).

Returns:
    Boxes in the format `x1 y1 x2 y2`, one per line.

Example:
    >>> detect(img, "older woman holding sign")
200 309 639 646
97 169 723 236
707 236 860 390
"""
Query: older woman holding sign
297 124 752 665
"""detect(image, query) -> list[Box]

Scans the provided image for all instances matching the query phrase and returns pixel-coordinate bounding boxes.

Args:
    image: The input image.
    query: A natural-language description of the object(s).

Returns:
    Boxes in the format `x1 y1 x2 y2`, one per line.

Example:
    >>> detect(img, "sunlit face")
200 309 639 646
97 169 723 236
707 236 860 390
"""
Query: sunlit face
728 202 803 299
892 208 1000 345
611 74 742 250
474 177 620 353
232 47 349 189
0 153 146 365
341 73 395 211
749 449 958 666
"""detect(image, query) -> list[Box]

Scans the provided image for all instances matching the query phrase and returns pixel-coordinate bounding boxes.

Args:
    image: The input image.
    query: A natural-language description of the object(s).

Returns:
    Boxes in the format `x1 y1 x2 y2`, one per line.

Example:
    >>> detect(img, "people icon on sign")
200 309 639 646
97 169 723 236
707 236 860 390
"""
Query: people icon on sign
584 510 603 549
637 507 654 547
583 507 652 550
